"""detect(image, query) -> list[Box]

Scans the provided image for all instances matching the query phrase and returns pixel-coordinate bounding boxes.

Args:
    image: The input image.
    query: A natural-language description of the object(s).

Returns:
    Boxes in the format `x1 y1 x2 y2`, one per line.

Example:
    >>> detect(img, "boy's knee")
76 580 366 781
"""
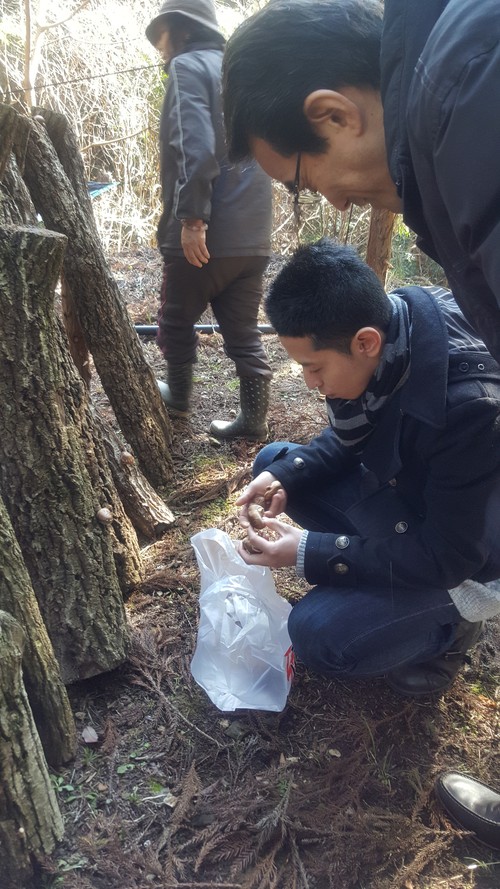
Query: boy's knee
252 442 292 477
288 597 351 675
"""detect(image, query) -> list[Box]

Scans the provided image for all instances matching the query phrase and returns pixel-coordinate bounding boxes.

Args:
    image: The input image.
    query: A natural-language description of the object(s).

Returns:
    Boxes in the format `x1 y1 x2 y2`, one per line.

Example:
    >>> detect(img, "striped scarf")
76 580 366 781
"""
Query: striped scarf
326 295 411 453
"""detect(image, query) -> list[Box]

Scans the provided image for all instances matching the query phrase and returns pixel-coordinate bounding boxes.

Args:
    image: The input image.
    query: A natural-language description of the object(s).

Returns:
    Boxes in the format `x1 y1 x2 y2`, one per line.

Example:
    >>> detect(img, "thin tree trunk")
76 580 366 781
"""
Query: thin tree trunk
10 105 174 487
366 208 396 286
96 408 176 539
0 610 64 889
0 494 76 766
0 224 130 682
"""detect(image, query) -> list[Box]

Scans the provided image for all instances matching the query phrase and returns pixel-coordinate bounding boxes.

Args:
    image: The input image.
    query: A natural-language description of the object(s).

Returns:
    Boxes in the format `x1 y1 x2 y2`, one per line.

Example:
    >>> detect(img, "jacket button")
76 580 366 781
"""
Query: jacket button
335 535 350 549
459 362 469 372
293 457 305 469
389 478 397 487
395 521 408 534
334 562 349 574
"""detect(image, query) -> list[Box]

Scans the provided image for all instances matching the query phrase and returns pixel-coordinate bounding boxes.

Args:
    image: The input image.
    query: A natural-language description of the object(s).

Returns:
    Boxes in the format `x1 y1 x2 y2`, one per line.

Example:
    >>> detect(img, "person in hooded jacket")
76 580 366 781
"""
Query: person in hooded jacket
222 0 500 849
146 0 273 440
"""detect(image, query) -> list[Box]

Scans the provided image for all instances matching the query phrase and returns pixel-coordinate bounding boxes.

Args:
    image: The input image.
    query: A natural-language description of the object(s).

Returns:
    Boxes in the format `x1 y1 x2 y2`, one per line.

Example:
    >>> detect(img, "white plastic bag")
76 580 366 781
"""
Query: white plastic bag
190 528 294 712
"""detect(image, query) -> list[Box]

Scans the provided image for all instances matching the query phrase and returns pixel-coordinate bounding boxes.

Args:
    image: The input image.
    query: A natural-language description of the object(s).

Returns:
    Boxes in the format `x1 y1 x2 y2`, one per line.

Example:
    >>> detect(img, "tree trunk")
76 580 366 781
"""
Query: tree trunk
0 105 19 177
0 611 64 889
0 494 76 766
35 106 177 538
61 268 92 385
0 156 37 226
0 224 130 682
9 105 174 488
366 208 396 286
96 408 176 539
0 224 142 589
0 106 36 226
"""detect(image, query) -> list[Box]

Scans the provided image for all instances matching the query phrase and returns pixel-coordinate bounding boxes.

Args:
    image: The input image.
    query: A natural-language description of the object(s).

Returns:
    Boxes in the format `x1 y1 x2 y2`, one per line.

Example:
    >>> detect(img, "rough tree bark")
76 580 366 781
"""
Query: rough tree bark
0 494 76 766
0 111 144 586
34 106 176 537
0 224 131 682
0 610 64 889
366 208 396 286
1 108 174 540
95 410 176 539
9 104 174 488
0 106 36 226
61 269 92 385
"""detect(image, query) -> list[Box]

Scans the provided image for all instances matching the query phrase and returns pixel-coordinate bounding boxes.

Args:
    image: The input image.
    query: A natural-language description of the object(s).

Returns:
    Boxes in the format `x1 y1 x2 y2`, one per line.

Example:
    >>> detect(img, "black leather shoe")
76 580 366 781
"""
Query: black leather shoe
436 772 500 849
385 619 483 697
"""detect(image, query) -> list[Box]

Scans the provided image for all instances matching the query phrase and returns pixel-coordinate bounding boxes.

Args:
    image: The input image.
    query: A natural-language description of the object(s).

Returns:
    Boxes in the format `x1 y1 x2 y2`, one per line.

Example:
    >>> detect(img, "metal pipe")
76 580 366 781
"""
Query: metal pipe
134 323 275 336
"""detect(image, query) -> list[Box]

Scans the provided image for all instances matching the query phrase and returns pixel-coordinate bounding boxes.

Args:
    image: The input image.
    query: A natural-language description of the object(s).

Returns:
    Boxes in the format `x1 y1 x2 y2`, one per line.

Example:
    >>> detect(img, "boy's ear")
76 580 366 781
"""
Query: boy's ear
303 89 363 132
352 327 383 358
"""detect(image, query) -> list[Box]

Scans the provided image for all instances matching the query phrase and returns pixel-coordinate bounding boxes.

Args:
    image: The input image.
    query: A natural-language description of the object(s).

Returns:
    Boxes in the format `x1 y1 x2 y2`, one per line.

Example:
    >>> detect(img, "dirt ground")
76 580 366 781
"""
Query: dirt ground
41 249 500 889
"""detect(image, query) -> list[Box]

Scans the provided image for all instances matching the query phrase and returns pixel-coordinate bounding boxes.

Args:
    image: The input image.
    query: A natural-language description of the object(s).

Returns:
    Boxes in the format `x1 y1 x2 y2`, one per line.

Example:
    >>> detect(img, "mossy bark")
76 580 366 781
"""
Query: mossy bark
10 105 174 487
0 494 76 766
0 611 64 889
0 224 129 682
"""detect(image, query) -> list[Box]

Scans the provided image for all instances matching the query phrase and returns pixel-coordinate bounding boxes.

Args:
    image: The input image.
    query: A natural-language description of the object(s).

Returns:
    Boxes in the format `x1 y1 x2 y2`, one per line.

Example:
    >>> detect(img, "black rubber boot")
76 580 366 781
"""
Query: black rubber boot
385 619 483 697
209 376 270 441
157 362 193 417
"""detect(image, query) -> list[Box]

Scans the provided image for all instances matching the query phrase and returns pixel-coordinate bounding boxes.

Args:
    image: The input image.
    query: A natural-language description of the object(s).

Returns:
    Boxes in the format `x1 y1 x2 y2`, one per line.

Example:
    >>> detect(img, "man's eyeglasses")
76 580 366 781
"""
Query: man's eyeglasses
292 151 321 227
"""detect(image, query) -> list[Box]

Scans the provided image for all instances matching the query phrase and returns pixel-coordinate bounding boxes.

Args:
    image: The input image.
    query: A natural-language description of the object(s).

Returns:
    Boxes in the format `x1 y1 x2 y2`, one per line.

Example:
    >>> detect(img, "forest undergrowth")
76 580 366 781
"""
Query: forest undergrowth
39 249 500 889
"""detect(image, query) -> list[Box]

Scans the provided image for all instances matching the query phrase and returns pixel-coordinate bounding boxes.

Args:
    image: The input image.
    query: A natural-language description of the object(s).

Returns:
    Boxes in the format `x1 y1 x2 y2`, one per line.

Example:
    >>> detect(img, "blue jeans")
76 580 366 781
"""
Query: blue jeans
254 442 462 678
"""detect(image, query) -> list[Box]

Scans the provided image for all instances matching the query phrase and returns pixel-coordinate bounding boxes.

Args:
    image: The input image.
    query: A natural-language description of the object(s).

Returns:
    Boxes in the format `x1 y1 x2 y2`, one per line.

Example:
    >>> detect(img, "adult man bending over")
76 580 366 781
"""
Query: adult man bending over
222 0 500 363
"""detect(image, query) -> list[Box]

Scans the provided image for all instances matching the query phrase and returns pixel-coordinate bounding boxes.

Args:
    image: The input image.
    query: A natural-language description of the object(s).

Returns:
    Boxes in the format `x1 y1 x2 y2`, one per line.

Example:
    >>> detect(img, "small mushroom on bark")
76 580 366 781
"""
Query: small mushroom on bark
96 507 113 524
120 450 135 466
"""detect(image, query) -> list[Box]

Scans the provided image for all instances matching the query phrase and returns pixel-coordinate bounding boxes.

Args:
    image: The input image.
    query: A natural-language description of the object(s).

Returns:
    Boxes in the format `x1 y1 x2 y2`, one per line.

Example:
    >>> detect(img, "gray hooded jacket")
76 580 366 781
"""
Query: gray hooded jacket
158 43 272 258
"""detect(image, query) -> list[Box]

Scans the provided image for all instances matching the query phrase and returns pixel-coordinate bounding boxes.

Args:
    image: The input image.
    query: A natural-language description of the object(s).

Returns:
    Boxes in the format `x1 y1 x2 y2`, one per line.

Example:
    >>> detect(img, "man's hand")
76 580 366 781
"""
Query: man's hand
237 517 301 568
181 226 210 267
237 471 287 527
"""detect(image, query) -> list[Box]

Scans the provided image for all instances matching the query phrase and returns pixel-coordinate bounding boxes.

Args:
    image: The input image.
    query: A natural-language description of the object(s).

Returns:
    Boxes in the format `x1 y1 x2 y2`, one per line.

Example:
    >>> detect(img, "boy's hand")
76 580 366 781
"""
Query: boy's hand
237 472 287 526
237 517 301 568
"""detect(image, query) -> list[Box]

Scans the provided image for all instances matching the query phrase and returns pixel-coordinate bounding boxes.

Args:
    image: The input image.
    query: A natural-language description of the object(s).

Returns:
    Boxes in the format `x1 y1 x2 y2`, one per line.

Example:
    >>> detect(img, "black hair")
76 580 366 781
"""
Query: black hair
222 0 383 161
265 238 391 353
162 13 225 55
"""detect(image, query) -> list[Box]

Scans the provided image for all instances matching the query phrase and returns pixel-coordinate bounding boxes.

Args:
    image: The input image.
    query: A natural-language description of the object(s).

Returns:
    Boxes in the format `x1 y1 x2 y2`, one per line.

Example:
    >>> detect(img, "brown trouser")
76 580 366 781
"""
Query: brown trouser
158 255 272 379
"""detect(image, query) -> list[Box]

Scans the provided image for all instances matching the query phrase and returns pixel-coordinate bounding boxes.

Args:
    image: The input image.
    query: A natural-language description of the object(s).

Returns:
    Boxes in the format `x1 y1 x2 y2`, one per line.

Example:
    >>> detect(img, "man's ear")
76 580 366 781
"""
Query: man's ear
352 327 383 358
303 89 363 133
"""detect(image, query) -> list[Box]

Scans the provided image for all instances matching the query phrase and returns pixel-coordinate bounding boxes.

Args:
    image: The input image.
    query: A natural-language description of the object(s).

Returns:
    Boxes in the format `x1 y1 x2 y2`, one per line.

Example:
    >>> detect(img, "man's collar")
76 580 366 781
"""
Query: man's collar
395 286 449 428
